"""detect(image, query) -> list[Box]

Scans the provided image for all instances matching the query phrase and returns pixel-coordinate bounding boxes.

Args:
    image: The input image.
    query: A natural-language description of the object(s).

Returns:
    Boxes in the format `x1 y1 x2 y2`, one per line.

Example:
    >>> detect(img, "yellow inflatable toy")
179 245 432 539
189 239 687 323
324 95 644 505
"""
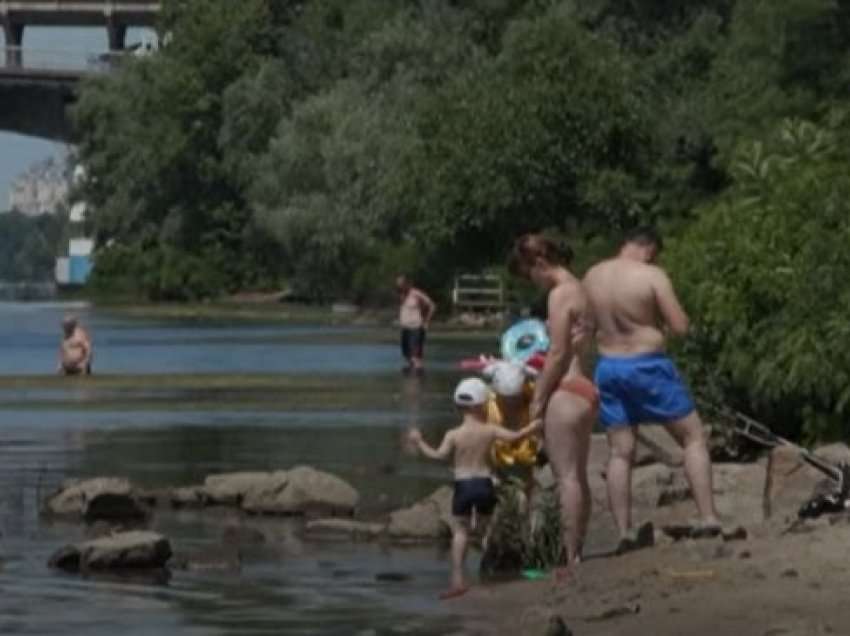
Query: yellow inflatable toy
486 378 540 468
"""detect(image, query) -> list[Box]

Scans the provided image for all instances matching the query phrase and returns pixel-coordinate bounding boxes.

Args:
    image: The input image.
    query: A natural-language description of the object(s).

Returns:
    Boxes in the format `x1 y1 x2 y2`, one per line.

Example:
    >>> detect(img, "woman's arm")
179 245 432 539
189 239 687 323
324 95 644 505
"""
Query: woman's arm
529 286 574 422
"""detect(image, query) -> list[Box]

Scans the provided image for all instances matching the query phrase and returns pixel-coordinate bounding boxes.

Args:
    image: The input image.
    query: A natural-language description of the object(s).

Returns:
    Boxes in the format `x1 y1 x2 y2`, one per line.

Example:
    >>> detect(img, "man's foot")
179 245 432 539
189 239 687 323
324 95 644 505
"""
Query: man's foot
439 585 470 600
616 521 655 555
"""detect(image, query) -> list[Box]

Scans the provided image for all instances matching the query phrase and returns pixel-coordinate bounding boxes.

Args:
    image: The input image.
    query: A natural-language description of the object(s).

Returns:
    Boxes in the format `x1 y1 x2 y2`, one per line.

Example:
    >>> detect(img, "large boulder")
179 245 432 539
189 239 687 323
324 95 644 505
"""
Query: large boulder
812 443 850 467
44 477 134 518
49 531 172 573
387 487 453 542
240 466 360 516
83 492 150 524
635 426 684 467
202 472 279 506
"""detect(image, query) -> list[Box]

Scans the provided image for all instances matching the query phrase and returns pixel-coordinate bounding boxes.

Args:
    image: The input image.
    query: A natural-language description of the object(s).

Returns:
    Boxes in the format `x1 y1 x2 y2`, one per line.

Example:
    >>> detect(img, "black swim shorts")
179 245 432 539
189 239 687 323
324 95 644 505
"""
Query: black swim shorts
400 327 426 359
452 477 497 517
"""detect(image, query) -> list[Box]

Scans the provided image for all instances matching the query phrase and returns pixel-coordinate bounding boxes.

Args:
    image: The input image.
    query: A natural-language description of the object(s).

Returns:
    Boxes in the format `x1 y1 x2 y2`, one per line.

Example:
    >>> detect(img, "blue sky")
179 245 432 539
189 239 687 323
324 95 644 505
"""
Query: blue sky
1 27 153 209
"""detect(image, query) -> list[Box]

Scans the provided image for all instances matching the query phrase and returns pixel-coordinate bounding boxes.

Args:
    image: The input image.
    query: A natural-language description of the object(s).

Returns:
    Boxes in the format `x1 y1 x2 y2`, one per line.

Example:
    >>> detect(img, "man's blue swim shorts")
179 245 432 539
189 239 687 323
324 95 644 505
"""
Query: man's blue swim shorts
594 352 695 428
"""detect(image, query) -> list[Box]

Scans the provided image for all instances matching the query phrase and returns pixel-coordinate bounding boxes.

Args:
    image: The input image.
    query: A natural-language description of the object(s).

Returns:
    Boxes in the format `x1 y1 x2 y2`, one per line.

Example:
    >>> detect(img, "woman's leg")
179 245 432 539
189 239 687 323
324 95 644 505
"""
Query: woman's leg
543 391 594 568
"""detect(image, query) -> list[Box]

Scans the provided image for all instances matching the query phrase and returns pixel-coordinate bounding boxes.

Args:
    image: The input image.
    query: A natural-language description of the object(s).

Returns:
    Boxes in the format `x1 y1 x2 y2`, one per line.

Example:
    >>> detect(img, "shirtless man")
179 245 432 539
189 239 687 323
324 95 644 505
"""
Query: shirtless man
583 227 720 549
58 315 93 376
396 275 436 372
408 377 540 599
510 234 597 575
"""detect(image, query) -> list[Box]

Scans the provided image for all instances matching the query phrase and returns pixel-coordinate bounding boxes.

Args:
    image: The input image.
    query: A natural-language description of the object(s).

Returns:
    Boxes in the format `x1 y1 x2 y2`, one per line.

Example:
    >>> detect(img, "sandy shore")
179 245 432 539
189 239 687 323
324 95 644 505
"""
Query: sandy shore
451 513 850 635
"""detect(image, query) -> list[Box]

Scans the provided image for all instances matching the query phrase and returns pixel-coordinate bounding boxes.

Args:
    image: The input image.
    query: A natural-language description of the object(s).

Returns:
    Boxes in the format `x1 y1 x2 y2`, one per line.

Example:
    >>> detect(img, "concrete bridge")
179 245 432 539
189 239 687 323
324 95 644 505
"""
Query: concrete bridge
1 0 160 140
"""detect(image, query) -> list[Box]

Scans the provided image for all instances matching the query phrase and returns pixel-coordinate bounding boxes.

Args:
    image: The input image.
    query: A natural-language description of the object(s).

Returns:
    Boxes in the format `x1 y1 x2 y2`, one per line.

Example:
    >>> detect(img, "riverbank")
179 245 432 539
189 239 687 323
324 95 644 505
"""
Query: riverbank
456 515 850 635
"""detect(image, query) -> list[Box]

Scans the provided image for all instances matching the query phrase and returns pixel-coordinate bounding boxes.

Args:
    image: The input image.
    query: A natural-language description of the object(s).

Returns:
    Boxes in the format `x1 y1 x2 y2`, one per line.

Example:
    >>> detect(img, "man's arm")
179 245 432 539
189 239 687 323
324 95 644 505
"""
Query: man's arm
652 268 690 336
77 330 93 368
409 428 454 461
529 285 574 422
416 290 437 327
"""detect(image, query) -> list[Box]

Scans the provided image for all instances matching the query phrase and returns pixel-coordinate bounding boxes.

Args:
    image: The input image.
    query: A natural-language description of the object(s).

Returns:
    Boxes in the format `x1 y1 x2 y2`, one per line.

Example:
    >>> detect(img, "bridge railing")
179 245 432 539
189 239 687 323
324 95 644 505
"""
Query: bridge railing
1 45 127 74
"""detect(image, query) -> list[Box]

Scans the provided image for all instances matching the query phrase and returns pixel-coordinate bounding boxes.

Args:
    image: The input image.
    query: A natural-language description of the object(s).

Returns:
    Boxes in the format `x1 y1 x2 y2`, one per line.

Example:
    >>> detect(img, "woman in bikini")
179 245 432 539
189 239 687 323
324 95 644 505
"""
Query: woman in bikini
509 234 597 578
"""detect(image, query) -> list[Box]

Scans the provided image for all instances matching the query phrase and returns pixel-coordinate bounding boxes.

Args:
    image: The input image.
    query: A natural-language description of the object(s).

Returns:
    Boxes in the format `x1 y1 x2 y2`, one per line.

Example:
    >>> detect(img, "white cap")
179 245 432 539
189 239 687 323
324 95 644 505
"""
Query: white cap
485 361 526 397
453 377 489 407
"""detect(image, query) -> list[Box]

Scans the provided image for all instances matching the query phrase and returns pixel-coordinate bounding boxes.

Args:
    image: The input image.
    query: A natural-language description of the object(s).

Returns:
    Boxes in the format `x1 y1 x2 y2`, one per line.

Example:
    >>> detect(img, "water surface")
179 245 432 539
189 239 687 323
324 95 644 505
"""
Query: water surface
0 302 495 635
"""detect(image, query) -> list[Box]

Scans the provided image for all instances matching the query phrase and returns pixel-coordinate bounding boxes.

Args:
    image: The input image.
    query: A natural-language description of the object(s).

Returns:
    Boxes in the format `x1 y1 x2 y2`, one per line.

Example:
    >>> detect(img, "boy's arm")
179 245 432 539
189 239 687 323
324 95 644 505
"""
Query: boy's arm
491 420 542 444
409 428 454 461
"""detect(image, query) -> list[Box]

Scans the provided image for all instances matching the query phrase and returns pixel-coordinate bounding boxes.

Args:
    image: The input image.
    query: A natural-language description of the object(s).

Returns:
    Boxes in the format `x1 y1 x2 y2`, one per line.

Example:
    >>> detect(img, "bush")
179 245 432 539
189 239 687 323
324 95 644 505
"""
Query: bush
669 117 850 442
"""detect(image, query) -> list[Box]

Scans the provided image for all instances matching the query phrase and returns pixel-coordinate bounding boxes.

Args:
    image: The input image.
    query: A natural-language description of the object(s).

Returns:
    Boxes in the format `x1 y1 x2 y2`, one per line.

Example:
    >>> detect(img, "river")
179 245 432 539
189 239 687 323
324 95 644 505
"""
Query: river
0 302 494 635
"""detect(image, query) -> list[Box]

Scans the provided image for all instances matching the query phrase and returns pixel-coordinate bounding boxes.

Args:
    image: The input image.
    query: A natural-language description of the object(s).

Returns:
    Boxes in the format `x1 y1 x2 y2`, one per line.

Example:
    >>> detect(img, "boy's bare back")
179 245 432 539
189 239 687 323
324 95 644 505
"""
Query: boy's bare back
446 419 503 479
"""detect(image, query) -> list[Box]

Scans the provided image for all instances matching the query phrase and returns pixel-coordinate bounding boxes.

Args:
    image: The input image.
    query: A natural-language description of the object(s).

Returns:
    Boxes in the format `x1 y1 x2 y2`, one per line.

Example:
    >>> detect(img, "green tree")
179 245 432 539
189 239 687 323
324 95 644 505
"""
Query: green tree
669 116 850 441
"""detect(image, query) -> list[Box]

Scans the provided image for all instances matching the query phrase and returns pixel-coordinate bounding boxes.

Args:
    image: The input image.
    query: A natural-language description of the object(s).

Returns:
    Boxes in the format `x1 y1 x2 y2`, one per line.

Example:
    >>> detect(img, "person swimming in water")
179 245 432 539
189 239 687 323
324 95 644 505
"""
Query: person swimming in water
408 377 540 599
58 315 93 376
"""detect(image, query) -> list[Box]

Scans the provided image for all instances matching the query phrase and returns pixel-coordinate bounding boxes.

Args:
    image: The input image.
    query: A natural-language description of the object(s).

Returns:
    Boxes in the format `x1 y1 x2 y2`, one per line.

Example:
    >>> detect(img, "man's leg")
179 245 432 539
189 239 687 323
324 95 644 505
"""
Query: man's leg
605 425 637 539
666 411 720 526
411 328 425 370
544 391 594 568
400 329 413 370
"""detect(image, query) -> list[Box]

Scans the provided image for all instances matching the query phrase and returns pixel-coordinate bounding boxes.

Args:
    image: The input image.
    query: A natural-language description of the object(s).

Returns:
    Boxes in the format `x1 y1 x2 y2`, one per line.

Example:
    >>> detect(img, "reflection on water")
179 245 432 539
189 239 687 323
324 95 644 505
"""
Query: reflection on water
0 302 494 635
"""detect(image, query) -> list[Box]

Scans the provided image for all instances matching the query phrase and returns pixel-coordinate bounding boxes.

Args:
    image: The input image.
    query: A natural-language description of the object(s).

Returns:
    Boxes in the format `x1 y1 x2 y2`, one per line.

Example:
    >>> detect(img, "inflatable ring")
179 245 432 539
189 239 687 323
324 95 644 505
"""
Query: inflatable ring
501 319 549 364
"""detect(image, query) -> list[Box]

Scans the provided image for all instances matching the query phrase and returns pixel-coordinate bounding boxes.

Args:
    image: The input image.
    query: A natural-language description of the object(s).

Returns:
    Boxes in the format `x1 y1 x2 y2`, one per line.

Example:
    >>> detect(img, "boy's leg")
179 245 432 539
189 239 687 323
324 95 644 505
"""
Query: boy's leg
441 515 471 599
666 410 721 527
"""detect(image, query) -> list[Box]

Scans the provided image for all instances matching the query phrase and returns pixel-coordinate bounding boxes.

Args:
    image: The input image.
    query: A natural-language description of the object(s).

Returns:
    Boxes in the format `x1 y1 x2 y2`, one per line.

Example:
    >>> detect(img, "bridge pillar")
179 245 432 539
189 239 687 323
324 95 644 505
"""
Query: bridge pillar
3 22 24 68
106 20 127 52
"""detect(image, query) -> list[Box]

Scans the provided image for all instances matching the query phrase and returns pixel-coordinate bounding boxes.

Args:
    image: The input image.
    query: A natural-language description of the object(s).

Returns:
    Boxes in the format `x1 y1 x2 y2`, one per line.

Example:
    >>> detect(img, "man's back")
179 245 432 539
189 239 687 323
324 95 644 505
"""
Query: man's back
584 257 667 356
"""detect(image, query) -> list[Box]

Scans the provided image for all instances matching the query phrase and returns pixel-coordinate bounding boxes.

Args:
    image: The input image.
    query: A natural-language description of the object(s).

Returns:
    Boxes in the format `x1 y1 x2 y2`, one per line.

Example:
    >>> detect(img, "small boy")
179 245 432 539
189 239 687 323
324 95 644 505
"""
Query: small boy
408 377 541 600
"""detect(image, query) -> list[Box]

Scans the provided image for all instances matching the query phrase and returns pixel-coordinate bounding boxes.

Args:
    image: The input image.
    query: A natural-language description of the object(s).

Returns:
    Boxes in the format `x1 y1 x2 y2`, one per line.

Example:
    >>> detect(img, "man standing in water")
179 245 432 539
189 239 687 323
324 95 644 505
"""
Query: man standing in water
396 275 436 373
58 315 93 376
583 227 721 551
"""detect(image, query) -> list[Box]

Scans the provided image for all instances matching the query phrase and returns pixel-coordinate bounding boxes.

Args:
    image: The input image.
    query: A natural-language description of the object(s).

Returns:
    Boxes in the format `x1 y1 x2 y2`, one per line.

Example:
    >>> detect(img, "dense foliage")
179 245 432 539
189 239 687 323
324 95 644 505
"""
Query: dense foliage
72 0 850 439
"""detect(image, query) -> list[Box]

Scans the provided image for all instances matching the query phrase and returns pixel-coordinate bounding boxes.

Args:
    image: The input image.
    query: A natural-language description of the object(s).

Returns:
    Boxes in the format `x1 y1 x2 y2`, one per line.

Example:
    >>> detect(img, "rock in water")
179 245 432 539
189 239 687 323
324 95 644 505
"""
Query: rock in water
83 493 150 524
49 531 172 573
45 477 133 518
240 466 360 516
386 488 453 542
202 467 360 516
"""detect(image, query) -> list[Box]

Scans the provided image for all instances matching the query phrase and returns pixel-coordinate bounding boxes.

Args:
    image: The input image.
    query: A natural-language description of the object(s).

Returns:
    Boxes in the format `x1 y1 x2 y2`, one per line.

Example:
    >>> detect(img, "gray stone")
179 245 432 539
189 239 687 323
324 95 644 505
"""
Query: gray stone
45 477 134 518
202 471 278 506
83 492 149 524
635 426 684 467
387 488 453 542
49 531 172 572
170 486 206 508
240 466 359 516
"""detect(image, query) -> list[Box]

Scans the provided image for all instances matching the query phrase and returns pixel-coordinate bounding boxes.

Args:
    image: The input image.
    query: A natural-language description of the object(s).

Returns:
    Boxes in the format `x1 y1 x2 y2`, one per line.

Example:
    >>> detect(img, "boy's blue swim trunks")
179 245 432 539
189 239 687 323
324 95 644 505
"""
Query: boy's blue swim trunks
594 352 695 428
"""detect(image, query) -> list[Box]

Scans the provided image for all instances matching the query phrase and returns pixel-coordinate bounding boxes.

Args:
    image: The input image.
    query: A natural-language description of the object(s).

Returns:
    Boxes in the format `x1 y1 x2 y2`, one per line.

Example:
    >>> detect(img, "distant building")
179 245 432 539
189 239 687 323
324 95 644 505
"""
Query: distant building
55 166 94 287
